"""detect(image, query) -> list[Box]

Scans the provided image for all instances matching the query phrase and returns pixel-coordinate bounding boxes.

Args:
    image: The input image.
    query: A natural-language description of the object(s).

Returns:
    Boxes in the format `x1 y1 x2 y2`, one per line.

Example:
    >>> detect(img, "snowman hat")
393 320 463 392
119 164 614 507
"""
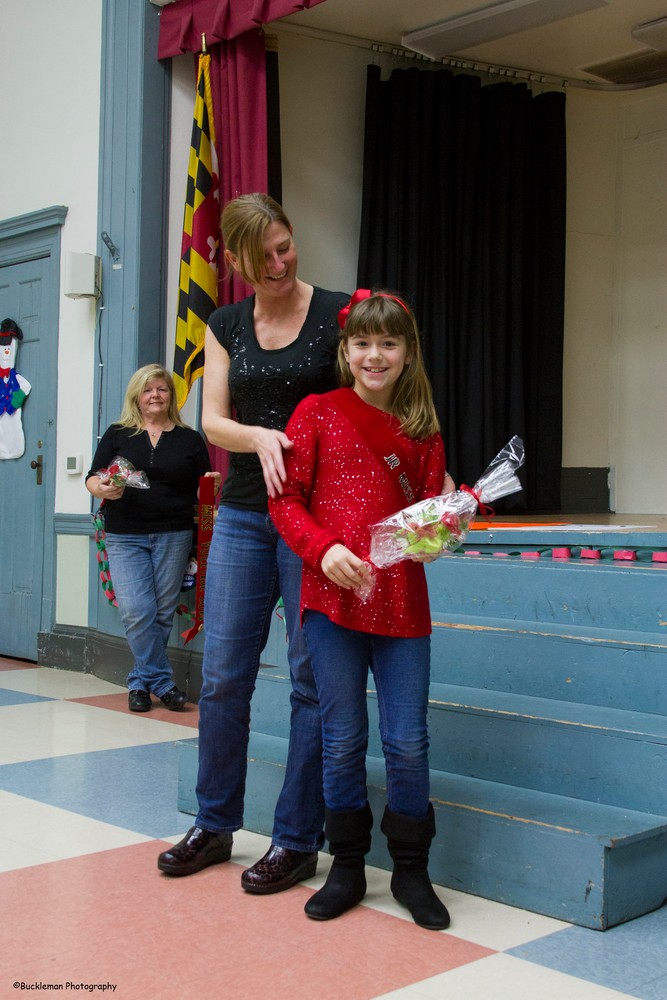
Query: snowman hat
0 318 23 345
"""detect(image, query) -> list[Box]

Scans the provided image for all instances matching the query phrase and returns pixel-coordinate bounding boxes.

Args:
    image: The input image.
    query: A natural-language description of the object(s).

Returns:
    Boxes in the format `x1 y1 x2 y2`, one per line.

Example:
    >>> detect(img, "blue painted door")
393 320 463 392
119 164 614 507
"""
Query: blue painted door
0 254 56 659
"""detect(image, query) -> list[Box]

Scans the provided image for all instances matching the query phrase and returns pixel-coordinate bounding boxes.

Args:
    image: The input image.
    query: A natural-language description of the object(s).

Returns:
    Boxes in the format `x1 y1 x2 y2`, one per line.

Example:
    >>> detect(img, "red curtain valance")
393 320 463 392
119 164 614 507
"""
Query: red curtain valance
158 0 327 58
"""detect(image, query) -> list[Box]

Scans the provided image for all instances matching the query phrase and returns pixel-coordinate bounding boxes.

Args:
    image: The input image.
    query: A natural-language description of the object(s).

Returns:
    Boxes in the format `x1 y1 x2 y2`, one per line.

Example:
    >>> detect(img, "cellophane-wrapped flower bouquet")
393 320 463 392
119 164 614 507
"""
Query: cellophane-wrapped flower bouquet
369 436 524 568
96 456 149 489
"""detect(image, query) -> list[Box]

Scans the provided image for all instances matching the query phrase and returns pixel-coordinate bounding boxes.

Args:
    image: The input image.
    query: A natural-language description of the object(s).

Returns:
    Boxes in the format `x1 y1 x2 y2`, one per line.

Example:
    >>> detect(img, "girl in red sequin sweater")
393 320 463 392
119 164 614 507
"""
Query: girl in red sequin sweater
269 290 452 931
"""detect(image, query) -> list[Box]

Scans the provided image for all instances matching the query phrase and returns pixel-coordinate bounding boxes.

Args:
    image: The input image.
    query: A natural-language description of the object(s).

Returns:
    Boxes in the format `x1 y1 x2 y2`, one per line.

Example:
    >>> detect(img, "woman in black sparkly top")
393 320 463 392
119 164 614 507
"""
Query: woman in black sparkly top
158 194 348 890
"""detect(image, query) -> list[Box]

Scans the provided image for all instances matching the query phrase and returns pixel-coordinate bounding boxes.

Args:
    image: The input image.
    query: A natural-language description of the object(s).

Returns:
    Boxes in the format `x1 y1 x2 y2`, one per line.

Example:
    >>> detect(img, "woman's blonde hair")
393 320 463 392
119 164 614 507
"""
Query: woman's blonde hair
337 292 440 440
117 364 186 434
221 193 292 285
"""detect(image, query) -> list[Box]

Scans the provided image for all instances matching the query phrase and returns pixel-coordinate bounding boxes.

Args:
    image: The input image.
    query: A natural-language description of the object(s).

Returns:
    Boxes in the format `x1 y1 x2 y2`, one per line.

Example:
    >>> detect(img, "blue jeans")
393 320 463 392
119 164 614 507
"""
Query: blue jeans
195 506 324 851
105 529 193 697
303 610 431 819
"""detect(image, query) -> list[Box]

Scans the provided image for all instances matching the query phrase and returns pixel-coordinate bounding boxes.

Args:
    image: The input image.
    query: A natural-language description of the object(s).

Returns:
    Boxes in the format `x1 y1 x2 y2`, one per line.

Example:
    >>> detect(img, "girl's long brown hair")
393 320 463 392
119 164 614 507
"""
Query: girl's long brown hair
337 292 440 440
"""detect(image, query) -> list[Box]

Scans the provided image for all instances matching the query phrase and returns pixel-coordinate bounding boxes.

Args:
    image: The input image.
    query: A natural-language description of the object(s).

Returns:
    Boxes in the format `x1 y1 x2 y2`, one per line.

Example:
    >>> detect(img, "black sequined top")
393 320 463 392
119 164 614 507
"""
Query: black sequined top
208 287 349 511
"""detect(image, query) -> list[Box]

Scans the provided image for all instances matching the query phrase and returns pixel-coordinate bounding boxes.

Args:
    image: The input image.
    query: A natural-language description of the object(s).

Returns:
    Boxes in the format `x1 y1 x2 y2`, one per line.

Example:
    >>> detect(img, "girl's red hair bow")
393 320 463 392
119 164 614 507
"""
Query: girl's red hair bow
337 289 411 330
337 289 372 330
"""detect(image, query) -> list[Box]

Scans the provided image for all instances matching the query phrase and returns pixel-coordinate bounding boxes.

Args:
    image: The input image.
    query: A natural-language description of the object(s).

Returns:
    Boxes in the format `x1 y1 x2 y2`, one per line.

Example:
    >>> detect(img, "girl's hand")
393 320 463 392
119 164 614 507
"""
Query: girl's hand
253 427 294 499
321 544 372 591
201 470 222 498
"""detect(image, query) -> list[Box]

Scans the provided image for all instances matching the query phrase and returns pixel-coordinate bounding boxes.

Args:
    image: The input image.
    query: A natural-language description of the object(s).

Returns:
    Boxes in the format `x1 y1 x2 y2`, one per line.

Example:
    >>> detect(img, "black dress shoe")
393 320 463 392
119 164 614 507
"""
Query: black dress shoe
157 826 233 876
159 686 187 711
241 845 318 894
128 689 151 712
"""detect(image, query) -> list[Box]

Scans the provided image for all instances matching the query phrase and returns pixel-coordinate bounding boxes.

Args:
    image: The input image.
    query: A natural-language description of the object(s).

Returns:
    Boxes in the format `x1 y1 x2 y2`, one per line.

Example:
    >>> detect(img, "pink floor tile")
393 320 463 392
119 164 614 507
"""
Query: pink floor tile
0 657 38 671
70 692 200 728
0 841 494 1000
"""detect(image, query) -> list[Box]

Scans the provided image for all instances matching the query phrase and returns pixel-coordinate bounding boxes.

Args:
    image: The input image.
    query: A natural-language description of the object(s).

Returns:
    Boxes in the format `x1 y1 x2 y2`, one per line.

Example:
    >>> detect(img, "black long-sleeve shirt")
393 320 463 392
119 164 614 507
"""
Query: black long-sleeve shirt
87 424 210 534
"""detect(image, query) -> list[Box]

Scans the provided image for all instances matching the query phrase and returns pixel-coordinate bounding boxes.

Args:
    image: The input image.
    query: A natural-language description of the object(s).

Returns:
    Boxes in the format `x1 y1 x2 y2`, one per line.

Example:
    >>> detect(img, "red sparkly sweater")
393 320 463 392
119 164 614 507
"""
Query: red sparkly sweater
268 388 445 638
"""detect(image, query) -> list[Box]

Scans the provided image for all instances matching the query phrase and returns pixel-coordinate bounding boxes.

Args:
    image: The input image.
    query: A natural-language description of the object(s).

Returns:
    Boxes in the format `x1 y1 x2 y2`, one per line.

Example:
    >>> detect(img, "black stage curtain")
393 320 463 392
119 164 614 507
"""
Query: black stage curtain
265 38 282 205
357 65 566 511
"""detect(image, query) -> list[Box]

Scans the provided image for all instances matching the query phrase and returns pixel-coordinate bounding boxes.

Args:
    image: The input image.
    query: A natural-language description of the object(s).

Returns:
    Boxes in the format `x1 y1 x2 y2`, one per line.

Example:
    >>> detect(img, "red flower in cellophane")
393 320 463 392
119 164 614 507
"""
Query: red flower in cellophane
97 456 149 489
369 436 525 568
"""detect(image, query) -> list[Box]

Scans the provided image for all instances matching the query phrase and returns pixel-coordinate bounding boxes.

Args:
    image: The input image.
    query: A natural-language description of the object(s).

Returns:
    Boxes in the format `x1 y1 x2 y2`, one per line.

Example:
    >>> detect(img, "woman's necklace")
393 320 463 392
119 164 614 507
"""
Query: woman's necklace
144 424 171 442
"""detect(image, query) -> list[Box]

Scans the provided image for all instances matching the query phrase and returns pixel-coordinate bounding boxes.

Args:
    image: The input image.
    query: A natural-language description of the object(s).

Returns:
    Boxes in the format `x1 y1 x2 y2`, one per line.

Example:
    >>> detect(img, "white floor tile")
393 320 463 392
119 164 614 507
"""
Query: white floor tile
224 828 272 864
337 862 567 951
0 701 196 764
0 666 126 698
0 837 59 873
432 886 570 950
387 952 639 1000
0 791 152 872
373 990 427 1000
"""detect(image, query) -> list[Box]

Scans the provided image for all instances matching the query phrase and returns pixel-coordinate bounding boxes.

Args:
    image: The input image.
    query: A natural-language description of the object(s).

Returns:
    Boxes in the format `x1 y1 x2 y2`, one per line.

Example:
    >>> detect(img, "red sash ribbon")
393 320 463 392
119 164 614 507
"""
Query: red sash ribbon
329 388 416 506
181 475 215 644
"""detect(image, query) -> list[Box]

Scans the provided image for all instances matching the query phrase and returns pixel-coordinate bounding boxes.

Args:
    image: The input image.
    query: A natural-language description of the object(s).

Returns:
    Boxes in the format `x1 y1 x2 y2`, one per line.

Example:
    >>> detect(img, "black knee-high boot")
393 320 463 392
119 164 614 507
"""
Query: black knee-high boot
381 803 450 930
304 803 373 921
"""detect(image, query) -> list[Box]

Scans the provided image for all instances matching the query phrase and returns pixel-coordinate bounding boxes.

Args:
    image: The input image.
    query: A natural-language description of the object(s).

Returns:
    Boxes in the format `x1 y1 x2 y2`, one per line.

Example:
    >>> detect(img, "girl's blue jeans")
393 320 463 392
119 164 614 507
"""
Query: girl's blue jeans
105 529 193 698
303 610 432 819
195 506 324 851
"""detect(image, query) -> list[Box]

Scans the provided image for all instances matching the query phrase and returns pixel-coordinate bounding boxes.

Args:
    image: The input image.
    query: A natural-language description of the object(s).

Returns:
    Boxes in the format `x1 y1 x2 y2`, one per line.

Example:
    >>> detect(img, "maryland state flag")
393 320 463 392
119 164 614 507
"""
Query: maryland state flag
173 52 219 409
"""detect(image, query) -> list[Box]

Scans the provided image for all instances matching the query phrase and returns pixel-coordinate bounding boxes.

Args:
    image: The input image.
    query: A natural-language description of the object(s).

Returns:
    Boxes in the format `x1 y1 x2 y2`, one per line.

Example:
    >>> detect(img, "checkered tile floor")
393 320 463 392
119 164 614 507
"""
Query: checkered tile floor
1 657 665 1000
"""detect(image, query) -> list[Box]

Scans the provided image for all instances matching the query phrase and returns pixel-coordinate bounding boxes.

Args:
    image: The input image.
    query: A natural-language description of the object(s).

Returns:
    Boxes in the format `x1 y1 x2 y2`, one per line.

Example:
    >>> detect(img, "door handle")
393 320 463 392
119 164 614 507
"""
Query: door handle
30 454 43 485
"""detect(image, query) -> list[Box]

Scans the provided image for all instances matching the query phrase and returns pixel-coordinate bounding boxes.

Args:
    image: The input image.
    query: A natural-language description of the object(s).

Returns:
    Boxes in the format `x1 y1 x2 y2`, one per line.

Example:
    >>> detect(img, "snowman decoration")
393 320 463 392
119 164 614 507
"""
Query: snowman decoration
0 318 31 460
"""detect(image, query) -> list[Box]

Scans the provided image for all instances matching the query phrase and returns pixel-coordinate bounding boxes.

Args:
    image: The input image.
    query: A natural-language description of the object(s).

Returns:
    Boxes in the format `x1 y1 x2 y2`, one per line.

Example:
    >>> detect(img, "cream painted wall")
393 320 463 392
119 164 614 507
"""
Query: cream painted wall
1 0 102 628
274 30 425 294
564 84 667 513
56 536 90 626
0 0 102 516
275 29 366 295
563 89 618 471
612 85 667 513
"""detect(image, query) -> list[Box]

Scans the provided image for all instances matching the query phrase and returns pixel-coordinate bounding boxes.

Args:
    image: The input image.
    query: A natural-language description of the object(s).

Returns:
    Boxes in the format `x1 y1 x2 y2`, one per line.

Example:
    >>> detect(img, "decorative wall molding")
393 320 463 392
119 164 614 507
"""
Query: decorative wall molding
55 514 94 536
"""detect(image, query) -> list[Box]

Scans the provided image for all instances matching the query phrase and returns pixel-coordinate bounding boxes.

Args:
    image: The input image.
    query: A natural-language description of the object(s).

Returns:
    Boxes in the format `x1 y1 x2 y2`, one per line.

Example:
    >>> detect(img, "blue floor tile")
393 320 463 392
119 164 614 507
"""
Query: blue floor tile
638 975 667 1000
507 903 667 997
0 688 55 706
0 743 192 838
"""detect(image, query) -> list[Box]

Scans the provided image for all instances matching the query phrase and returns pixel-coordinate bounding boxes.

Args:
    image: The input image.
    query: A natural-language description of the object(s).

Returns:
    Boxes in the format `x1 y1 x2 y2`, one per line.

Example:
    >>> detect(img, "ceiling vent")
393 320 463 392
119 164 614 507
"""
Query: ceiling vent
631 16 667 52
402 0 610 59
583 15 667 85
582 49 667 85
